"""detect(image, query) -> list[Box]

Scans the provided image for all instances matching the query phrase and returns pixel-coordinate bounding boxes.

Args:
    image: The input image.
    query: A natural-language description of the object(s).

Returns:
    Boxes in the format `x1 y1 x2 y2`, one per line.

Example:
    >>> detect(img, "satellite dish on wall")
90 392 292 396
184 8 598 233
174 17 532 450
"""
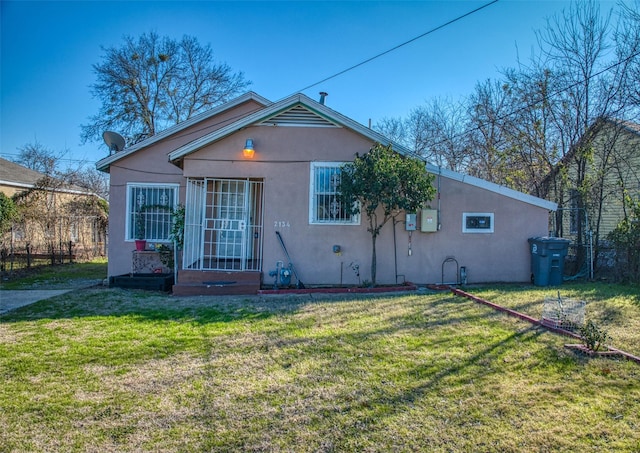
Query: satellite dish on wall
102 131 126 154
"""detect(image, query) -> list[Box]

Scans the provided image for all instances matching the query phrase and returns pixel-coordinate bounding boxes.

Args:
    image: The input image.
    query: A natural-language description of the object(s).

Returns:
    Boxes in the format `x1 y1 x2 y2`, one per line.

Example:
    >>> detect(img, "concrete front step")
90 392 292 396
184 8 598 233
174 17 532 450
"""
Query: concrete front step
172 283 260 296
173 270 261 296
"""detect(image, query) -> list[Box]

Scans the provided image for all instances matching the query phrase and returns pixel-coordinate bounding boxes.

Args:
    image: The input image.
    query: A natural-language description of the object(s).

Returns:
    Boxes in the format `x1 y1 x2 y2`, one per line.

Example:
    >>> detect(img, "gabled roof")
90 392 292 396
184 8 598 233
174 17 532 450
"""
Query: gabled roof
166 92 554 210
0 157 96 196
541 116 640 191
0 157 49 188
560 117 639 166
96 91 272 172
167 93 417 162
614 118 640 136
95 90 556 211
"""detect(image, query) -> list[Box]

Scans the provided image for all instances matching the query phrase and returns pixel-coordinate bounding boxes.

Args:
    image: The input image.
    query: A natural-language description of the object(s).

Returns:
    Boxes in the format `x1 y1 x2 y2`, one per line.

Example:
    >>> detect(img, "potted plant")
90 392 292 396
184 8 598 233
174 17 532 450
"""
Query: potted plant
134 209 147 251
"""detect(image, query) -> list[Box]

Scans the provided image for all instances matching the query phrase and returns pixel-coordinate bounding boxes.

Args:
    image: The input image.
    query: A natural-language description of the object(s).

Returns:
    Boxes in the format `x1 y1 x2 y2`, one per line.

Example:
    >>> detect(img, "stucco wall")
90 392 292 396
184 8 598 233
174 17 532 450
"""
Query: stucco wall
0 184 23 197
105 103 551 285
105 99 267 277
178 124 550 285
106 139 186 278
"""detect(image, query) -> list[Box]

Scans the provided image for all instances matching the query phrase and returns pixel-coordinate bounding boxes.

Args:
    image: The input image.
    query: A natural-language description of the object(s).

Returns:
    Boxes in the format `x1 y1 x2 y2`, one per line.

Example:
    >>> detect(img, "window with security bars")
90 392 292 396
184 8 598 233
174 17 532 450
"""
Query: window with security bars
127 184 178 241
309 162 359 224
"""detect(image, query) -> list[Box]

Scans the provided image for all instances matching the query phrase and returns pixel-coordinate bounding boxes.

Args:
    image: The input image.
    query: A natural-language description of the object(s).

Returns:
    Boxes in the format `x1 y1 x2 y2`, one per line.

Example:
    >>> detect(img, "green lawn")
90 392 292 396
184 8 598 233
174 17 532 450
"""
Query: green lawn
0 258 107 290
1 281 639 452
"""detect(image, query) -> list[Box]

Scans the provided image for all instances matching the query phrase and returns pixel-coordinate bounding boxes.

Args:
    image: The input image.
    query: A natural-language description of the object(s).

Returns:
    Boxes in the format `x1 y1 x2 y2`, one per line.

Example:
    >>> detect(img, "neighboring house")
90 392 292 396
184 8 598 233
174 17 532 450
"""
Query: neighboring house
96 92 556 294
542 118 640 271
0 157 107 261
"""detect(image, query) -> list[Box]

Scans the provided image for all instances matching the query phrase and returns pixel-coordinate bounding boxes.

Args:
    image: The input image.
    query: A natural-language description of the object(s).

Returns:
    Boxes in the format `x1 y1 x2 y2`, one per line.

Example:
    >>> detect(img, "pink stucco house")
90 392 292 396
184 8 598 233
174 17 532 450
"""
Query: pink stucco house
97 92 556 294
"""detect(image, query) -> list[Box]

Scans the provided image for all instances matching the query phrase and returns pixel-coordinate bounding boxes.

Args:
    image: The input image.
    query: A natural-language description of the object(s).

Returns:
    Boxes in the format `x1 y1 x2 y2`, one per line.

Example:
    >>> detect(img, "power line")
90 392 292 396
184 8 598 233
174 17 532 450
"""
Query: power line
296 0 500 93
124 1 500 149
119 0 501 151
0 152 89 164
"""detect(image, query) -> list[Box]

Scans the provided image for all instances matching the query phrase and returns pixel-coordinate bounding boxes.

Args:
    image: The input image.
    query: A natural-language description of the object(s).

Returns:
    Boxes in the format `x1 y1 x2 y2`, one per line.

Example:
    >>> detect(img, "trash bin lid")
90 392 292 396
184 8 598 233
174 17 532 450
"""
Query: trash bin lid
528 236 571 243
528 236 571 250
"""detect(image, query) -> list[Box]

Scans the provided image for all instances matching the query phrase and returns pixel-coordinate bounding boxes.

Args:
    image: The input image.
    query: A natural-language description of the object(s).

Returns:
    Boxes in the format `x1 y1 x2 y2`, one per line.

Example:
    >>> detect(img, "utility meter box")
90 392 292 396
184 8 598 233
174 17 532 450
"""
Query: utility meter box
405 213 417 231
421 209 438 232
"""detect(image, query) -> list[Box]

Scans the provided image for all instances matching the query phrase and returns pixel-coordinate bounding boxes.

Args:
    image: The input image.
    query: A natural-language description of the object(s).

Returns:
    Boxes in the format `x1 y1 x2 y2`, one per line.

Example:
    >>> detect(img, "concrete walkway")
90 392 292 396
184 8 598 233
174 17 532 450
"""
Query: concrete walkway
0 289 74 315
0 279 103 315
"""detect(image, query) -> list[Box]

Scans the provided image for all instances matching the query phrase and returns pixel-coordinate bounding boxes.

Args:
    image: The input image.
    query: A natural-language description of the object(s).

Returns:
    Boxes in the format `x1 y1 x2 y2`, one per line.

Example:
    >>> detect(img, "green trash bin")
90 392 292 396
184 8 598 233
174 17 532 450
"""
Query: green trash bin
528 237 571 286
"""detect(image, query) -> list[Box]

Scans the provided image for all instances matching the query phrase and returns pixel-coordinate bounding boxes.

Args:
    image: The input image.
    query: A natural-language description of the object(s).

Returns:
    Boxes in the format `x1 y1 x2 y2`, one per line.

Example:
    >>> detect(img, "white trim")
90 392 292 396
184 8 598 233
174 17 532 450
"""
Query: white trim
0 180 39 189
96 92 272 172
427 164 557 211
462 212 494 233
0 180 100 198
97 87 558 213
125 182 179 241
309 162 360 225
168 93 415 162
163 92 555 213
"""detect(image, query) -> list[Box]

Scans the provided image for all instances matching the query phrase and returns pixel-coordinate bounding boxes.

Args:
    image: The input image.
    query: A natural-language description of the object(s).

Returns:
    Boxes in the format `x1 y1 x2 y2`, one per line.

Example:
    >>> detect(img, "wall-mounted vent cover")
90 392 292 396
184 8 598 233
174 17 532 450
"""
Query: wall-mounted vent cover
260 105 339 128
462 213 494 233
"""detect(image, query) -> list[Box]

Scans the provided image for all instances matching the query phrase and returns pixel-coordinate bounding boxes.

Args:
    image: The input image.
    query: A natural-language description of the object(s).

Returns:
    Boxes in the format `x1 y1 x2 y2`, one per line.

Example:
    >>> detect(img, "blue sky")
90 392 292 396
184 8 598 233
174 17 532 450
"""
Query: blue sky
1 0 613 167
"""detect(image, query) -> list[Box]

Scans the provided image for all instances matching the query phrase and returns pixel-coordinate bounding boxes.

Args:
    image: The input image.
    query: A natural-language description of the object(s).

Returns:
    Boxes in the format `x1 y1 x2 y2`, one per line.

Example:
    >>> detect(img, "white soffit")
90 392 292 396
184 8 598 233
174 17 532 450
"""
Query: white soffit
96 92 272 172
168 93 416 161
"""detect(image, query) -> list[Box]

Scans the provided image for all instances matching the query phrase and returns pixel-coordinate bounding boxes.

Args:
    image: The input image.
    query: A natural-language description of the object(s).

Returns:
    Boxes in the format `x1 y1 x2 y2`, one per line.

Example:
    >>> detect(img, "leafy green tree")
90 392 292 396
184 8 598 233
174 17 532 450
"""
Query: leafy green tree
339 143 436 285
0 193 19 237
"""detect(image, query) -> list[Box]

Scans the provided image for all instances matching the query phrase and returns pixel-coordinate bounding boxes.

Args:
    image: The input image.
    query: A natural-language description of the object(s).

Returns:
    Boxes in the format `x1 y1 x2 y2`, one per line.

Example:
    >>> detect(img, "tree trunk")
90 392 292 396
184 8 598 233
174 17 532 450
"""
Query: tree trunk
370 233 377 286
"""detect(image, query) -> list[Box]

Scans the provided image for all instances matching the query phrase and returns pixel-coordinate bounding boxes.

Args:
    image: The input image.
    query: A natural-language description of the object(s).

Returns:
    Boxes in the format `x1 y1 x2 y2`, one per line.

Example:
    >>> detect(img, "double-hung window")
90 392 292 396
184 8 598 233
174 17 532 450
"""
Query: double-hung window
309 162 359 225
126 183 179 241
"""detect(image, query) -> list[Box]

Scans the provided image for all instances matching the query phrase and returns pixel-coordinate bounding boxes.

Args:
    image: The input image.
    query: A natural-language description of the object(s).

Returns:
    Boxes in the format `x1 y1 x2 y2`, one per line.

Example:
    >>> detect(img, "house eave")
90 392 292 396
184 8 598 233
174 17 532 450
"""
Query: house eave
1 179 102 198
167 93 415 162
426 164 558 211
96 91 273 172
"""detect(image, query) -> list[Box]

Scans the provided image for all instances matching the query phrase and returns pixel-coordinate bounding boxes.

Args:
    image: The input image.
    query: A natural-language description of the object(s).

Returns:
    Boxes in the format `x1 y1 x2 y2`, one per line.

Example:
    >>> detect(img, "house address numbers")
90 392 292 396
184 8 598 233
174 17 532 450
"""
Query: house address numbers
274 221 291 229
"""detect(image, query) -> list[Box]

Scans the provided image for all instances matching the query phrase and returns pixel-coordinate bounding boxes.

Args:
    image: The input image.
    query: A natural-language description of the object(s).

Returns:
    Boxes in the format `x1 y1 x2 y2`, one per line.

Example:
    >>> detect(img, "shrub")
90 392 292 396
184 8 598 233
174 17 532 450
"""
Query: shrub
579 320 610 352
607 195 640 282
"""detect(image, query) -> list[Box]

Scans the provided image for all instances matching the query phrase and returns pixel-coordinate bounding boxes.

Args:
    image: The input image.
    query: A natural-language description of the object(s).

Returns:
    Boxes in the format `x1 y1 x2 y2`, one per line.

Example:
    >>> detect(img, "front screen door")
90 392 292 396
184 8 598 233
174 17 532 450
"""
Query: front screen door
183 178 263 271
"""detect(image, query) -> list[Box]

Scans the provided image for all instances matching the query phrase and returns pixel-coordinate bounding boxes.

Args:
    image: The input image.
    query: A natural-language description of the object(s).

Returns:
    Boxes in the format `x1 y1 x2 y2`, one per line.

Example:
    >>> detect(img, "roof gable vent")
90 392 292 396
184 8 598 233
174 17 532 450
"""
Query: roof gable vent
260 105 339 128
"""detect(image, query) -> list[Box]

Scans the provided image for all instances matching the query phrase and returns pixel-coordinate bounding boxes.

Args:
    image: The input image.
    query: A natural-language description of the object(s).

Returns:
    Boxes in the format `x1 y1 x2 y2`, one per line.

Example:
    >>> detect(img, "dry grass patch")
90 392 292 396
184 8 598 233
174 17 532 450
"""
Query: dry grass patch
468 282 640 355
0 284 639 451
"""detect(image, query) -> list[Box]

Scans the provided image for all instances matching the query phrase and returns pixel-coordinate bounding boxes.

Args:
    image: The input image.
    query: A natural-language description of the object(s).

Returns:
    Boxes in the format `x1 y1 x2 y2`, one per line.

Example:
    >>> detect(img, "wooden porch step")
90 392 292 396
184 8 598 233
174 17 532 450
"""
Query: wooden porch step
172 270 261 296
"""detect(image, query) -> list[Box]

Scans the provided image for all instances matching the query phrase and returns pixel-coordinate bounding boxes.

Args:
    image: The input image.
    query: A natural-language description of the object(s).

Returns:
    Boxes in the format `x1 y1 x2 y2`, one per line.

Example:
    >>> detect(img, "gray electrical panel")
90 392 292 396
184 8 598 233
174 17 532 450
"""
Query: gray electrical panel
406 213 417 231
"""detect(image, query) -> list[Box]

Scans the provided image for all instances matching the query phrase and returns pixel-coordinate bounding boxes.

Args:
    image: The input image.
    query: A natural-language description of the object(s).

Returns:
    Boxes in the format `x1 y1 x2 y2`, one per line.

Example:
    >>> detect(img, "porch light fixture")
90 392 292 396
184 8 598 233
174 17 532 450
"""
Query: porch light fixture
243 139 255 159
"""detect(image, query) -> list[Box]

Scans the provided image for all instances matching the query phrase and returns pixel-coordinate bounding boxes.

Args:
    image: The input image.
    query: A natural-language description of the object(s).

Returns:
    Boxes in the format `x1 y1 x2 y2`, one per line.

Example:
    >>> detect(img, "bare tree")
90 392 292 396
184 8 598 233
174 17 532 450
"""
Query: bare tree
58 166 109 200
534 0 638 269
15 142 108 199
81 32 251 145
376 98 470 172
466 79 513 184
10 143 109 262
17 141 64 175
499 66 564 197
376 1 640 275
374 117 407 148
616 1 640 112
414 98 470 171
